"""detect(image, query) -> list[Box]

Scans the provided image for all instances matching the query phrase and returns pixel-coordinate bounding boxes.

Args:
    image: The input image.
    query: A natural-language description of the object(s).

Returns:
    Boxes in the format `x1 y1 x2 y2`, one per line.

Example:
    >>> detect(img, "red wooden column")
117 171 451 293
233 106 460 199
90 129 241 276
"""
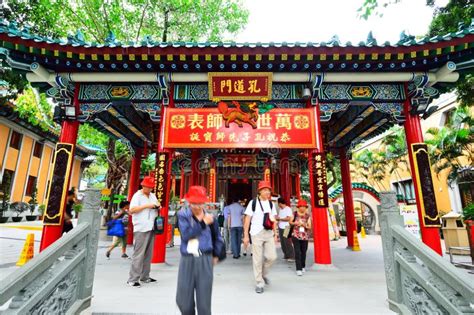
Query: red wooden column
152 84 175 263
40 85 80 251
308 104 332 265
340 148 356 248
126 147 142 245
295 172 301 199
191 149 200 185
403 92 442 255
279 150 290 202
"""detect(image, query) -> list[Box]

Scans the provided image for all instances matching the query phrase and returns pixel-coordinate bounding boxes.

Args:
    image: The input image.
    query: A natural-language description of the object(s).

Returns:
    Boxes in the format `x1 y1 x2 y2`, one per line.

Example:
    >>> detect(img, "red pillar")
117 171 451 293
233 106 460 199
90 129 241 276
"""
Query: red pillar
152 84 174 263
403 91 442 255
340 149 356 248
309 104 332 265
126 148 142 245
279 150 290 203
296 172 301 199
191 150 200 186
40 86 80 251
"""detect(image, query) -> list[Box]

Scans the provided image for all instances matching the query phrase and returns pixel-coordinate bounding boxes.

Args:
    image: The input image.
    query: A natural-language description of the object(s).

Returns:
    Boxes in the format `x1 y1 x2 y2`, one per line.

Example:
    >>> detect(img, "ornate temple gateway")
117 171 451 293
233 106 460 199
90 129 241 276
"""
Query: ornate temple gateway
1 19 473 265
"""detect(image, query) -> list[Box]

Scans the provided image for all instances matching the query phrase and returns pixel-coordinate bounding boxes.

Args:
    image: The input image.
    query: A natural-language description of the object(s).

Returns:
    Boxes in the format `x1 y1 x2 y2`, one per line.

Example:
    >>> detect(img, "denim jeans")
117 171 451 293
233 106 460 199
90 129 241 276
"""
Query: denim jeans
230 227 243 257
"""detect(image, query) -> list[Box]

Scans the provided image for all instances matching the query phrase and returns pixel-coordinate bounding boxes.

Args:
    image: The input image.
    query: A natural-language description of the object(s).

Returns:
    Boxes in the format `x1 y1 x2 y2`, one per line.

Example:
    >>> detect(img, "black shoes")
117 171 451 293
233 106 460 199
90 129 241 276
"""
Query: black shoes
255 286 264 294
141 277 157 283
127 281 141 288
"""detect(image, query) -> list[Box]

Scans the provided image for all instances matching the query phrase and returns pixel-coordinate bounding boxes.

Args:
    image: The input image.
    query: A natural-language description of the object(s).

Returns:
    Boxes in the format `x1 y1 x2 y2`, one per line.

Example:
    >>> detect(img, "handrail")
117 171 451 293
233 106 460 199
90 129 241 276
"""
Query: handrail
0 223 89 305
0 189 101 315
392 225 474 298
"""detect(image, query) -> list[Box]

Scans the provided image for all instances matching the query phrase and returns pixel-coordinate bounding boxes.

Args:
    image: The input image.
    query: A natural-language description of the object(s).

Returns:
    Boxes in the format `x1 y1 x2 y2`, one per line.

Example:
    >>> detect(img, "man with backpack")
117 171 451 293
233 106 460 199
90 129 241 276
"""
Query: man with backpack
243 181 277 294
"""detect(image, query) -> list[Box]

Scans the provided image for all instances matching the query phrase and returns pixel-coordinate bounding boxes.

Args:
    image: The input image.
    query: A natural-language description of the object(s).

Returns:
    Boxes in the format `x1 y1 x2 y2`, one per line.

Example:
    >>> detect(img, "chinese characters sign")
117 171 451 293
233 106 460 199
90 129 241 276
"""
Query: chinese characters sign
154 152 170 209
164 108 316 149
411 143 440 227
209 72 272 101
209 168 216 202
223 154 257 167
312 152 329 208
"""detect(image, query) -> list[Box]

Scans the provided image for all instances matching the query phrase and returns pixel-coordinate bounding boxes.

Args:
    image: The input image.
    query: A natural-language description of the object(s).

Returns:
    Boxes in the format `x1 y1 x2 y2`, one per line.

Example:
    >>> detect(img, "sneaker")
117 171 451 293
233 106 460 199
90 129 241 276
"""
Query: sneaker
105 251 110 259
302 268 306 273
263 277 270 285
287 258 295 262
127 281 141 288
255 286 264 294
296 270 303 276
121 253 129 258
141 277 157 283
243 253 247 256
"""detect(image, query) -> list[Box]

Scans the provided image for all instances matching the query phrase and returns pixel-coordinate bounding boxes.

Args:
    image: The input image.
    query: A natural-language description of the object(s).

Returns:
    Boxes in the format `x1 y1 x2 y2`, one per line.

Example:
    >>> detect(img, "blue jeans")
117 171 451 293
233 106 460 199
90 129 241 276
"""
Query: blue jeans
230 227 243 257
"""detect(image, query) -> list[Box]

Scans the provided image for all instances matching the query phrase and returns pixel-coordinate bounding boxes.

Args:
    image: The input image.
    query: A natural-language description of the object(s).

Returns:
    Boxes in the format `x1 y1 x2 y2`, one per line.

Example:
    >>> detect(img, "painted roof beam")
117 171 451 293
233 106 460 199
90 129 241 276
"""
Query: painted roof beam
25 70 459 84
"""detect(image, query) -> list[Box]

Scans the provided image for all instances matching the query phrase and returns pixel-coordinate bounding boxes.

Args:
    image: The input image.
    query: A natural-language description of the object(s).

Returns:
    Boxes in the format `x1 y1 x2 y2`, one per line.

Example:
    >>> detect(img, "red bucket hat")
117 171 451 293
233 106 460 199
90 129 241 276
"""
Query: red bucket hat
141 176 155 188
184 186 208 204
297 199 309 208
258 181 272 192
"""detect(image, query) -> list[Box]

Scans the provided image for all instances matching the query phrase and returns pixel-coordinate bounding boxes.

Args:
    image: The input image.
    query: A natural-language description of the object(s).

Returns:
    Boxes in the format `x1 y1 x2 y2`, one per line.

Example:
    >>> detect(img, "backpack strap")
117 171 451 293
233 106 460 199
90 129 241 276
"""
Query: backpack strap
253 198 273 212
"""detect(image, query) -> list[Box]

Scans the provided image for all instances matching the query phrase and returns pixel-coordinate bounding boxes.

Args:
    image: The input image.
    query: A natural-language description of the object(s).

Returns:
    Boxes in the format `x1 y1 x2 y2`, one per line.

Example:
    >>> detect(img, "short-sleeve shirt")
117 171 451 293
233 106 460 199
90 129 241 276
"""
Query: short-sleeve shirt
244 198 277 236
228 202 245 227
130 190 158 232
278 206 293 229
292 212 311 240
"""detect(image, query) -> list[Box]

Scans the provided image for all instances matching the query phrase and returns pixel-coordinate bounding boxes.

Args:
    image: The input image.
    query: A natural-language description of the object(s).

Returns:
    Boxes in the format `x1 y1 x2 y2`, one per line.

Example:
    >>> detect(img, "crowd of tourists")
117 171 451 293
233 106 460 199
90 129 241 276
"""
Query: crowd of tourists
107 176 312 314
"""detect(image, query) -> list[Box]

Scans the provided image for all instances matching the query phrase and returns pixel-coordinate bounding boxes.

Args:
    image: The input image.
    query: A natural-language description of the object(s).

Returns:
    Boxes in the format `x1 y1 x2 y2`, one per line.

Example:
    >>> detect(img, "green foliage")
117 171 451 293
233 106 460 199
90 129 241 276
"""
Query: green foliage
0 171 12 213
351 149 388 191
0 69 29 102
462 203 474 221
141 153 156 175
28 186 38 214
428 0 474 36
5 0 249 43
13 87 55 132
73 203 83 213
425 105 474 184
357 0 434 19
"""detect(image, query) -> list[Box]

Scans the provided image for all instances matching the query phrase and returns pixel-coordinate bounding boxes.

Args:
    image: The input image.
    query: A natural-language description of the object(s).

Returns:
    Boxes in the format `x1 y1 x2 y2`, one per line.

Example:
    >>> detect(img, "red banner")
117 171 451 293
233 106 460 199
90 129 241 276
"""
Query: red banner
163 108 316 149
208 72 272 100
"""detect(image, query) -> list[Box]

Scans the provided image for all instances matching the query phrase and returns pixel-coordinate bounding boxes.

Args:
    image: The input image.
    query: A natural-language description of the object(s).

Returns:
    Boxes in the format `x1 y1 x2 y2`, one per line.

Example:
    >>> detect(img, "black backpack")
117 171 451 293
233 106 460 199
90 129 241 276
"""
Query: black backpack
251 198 273 212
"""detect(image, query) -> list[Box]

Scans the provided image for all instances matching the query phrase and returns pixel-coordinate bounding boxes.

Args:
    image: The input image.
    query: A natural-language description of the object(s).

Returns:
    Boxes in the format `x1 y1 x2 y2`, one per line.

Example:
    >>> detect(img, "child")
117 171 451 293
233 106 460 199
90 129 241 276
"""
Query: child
106 201 130 259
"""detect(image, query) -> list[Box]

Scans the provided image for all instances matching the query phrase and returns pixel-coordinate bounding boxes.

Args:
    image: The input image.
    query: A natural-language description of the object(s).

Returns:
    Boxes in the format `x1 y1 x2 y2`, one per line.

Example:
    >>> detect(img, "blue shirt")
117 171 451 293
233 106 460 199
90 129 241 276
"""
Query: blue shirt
223 206 231 220
178 207 224 257
228 202 245 227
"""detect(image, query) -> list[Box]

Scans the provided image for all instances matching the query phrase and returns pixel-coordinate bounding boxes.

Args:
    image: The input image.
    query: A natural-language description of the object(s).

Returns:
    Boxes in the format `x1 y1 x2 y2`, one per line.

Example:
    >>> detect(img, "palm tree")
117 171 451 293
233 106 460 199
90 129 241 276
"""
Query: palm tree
351 149 388 191
425 105 474 184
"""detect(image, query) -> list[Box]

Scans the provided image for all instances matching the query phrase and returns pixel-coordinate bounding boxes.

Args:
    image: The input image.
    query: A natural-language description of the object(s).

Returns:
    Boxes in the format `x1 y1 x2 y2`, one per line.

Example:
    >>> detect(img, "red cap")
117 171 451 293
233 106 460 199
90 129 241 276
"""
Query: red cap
184 186 208 204
296 199 309 208
141 176 155 188
258 181 272 192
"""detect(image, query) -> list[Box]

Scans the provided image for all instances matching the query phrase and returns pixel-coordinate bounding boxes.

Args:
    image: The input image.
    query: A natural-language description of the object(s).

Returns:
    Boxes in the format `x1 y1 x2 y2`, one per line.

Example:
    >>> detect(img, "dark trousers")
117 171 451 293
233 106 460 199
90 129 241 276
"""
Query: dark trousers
176 254 213 315
292 238 308 271
278 228 294 259
230 227 243 257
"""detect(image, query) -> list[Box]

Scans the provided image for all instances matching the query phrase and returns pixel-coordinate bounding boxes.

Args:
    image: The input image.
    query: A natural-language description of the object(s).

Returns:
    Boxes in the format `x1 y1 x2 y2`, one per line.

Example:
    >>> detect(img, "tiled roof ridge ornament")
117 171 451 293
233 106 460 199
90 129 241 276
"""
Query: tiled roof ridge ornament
67 29 85 45
141 35 154 46
398 30 416 45
366 31 377 46
105 30 118 46
328 35 340 47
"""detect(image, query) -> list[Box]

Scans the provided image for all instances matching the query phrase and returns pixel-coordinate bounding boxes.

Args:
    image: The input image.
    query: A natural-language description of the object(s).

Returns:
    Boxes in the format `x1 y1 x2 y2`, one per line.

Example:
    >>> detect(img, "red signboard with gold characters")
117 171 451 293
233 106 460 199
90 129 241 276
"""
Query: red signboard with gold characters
163 107 316 149
312 152 329 208
209 72 272 101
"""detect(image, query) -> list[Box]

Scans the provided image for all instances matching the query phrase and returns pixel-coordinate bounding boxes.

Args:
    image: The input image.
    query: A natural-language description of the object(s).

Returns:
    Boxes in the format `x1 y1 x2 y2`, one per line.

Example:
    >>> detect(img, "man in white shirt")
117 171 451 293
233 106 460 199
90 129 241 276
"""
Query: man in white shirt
276 197 295 262
127 176 160 288
243 181 277 294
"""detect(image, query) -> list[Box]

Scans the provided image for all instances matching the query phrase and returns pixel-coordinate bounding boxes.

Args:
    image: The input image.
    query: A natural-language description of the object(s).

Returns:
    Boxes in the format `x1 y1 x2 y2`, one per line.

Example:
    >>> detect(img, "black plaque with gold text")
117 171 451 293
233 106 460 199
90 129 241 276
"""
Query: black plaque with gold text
154 152 170 209
311 152 329 208
412 143 440 226
43 143 74 225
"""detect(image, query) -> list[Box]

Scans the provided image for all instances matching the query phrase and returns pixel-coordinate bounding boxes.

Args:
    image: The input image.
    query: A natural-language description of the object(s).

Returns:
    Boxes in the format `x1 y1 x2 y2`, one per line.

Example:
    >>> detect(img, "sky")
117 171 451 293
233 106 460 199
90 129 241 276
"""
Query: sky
235 0 449 44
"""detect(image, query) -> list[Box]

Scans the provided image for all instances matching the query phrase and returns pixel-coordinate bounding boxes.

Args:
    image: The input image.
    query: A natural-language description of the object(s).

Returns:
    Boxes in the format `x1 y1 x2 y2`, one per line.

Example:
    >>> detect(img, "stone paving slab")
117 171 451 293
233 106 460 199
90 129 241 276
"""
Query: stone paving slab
85 234 394 315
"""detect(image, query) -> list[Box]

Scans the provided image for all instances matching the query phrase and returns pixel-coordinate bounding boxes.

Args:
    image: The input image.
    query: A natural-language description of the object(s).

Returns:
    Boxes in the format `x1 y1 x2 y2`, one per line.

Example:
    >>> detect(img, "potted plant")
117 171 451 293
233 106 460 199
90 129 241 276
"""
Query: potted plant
38 204 45 221
10 202 28 222
462 203 474 264
73 203 83 218
26 187 39 221
0 172 12 223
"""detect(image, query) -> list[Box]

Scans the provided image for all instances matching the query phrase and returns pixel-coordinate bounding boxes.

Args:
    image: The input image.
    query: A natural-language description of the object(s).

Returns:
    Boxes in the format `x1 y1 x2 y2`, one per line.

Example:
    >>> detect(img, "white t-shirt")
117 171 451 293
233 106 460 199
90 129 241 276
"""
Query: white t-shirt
278 206 293 229
130 190 158 232
244 198 277 236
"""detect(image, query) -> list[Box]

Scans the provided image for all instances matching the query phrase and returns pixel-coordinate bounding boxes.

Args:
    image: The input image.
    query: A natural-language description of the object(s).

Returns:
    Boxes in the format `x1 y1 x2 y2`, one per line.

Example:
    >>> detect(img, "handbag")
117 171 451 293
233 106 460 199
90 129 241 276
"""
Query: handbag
153 215 165 235
258 199 274 230
107 219 125 237
283 225 291 238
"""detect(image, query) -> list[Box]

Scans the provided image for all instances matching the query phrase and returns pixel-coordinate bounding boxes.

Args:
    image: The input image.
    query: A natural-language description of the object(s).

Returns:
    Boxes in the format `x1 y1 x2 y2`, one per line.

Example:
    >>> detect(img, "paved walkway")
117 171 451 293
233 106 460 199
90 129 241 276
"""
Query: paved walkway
87 234 394 315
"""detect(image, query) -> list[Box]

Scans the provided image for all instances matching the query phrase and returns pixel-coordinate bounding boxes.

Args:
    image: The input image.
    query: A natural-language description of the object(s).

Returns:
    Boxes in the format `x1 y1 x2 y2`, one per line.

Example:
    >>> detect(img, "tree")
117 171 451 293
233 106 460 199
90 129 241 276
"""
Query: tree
351 149 388 191
425 105 474 184
381 126 409 198
4 0 249 208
